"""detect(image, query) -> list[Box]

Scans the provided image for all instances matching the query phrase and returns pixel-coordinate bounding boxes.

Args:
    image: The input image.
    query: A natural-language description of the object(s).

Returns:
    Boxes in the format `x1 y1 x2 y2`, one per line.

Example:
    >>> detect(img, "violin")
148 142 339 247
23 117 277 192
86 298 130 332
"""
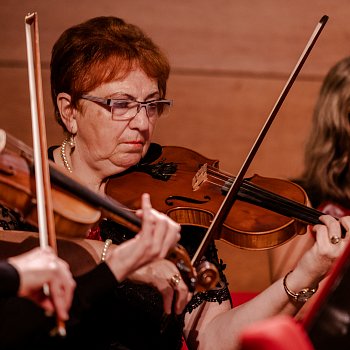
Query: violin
0 131 218 292
106 144 328 250
0 133 100 238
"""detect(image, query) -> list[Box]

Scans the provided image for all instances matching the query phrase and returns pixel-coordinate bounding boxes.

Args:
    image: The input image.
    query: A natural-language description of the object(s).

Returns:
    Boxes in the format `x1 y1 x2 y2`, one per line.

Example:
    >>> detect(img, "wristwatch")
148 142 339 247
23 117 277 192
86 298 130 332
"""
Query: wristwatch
283 271 318 303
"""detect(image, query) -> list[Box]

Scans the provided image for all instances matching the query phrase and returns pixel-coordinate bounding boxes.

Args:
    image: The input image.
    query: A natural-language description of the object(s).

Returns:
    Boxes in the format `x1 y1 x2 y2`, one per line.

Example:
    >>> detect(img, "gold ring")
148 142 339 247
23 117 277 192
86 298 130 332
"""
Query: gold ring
330 236 341 244
169 274 181 288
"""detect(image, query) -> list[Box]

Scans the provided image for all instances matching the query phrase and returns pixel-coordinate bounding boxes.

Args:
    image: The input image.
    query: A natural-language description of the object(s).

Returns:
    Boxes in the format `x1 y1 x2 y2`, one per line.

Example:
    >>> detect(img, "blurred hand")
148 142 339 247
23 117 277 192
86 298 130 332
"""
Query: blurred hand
8 247 76 321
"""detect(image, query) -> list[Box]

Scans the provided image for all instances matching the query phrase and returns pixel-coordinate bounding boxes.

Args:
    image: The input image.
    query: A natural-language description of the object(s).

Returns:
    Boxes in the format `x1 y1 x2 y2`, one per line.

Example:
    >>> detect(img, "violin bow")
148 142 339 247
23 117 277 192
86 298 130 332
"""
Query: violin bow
25 12 65 336
192 15 329 266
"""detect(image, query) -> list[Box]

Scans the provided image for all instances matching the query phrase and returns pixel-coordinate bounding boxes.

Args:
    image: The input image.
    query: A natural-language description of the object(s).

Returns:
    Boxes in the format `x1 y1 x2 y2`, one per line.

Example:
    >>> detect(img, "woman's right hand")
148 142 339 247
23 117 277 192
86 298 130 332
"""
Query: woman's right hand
105 193 181 281
128 259 192 314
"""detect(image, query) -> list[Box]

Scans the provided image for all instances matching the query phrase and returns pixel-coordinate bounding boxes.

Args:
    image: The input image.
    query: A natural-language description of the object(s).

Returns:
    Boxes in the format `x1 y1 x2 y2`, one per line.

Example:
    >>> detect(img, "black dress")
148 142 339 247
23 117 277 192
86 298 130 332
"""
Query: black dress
0 145 232 350
0 204 231 350
0 205 121 350
102 220 232 350
0 262 19 297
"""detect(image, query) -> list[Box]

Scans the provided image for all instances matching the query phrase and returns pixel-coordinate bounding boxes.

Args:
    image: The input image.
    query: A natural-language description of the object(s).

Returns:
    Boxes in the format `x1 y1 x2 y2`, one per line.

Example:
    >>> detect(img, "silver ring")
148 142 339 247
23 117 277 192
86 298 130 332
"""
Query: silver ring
330 236 341 245
169 274 181 288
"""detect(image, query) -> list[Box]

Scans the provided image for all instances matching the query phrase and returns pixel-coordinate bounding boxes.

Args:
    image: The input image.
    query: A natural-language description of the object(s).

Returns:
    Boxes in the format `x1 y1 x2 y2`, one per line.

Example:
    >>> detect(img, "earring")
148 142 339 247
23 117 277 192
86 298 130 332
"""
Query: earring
68 133 75 148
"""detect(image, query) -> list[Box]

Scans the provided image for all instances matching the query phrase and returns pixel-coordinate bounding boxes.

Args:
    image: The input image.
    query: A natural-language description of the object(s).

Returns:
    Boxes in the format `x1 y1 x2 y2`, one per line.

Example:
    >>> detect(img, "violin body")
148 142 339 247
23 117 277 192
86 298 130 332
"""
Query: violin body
106 144 308 250
0 148 100 238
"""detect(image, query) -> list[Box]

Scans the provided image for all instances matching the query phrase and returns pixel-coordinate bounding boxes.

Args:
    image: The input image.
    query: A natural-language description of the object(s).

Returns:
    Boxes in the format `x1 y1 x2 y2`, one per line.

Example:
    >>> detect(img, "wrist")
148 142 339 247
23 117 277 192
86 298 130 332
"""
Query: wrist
100 239 113 262
105 238 143 281
283 270 319 303
298 248 332 281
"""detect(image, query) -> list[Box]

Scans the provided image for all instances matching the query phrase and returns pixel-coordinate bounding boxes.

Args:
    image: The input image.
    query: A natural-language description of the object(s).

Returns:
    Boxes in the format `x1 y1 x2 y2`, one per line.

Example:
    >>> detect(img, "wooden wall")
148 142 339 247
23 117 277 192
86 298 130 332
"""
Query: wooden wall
1 0 350 292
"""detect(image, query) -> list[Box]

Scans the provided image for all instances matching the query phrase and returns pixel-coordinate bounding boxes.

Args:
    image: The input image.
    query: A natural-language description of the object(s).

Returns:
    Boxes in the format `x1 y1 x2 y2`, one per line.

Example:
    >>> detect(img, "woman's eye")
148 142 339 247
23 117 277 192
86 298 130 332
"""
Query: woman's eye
147 102 157 110
113 101 130 109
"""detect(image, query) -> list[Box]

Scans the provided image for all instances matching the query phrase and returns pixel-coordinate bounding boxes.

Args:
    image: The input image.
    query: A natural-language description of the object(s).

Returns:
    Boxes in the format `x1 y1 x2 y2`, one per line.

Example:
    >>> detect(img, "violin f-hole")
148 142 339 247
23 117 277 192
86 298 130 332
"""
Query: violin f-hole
165 195 211 206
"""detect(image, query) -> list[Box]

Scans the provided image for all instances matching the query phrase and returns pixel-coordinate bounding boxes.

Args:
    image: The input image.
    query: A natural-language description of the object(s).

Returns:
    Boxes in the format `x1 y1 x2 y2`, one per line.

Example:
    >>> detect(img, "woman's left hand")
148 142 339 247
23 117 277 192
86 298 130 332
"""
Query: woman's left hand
135 193 181 261
297 215 350 281
105 193 181 282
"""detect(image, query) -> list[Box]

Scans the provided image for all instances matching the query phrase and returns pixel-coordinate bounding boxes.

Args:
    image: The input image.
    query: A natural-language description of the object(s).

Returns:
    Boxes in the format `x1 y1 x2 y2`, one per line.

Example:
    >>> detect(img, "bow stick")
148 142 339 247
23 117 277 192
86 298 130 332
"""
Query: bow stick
192 15 329 266
25 12 65 336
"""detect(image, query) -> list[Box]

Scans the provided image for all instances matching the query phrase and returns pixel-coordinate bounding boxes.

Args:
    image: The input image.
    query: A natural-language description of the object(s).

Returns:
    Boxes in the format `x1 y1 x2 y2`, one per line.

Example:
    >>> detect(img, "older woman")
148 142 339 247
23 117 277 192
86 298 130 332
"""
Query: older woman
49 16 349 350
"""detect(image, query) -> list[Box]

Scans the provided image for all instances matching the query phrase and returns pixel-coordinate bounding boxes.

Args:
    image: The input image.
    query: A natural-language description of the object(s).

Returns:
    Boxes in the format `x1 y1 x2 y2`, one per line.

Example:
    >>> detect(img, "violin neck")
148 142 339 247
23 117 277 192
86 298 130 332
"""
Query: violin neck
49 163 142 231
222 178 323 226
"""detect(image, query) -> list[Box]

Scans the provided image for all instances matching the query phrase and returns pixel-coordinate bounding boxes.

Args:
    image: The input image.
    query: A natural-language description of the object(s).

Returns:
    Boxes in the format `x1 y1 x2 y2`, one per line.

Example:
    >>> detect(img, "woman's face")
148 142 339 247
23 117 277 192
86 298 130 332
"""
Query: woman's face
73 68 160 177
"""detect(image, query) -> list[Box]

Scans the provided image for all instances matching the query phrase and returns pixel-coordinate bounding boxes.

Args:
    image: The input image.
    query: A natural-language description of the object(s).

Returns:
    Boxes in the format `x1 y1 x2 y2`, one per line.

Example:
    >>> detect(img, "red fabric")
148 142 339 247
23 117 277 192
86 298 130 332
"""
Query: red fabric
181 339 189 350
231 291 258 306
239 315 314 350
86 225 103 241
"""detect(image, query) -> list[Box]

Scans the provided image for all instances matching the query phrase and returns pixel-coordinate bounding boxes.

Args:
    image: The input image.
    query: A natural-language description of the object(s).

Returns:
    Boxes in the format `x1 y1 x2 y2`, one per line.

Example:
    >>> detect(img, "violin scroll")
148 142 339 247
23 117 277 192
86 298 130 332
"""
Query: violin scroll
196 260 220 292
166 244 219 293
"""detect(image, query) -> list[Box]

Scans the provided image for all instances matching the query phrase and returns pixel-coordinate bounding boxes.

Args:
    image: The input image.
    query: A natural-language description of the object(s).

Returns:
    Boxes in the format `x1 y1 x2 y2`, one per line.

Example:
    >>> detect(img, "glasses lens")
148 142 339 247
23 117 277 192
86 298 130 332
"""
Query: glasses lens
152 100 172 118
111 100 172 120
112 101 137 120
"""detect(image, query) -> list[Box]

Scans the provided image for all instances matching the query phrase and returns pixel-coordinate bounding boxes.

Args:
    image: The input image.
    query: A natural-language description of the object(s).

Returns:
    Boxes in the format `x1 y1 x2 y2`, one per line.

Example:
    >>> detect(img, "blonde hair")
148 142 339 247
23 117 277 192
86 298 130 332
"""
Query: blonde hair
299 57 350 207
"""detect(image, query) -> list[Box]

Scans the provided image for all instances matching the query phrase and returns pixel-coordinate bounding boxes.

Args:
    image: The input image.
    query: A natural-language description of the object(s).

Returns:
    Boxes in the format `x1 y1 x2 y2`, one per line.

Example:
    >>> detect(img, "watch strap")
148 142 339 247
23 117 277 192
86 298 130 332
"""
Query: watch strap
283 270 318 303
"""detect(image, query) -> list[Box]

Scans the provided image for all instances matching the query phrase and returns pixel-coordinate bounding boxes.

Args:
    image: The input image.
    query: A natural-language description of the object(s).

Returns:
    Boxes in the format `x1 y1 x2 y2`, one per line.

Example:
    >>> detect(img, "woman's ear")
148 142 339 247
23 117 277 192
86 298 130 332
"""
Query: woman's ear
57 92 78 134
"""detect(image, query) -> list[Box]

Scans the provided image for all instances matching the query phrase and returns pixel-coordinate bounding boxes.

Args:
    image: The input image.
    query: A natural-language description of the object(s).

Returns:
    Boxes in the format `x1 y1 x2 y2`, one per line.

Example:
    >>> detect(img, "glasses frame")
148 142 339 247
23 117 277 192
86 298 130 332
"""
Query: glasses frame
81 94 173 121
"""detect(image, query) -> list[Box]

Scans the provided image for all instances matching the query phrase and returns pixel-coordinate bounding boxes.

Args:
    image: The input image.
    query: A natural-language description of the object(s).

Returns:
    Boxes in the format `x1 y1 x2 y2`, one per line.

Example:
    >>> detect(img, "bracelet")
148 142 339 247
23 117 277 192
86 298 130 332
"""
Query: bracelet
283 270 318 303
100 239 113 262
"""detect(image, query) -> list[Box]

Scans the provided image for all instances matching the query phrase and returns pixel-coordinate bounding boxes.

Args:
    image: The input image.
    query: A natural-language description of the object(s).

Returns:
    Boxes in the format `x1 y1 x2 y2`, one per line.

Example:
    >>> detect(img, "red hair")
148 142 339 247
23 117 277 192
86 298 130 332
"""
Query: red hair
50 16 170 132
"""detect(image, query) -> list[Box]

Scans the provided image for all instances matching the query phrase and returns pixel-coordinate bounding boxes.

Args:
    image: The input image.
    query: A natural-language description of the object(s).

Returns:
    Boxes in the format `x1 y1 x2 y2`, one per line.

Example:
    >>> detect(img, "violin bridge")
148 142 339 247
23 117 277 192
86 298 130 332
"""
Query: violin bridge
192 164 208 191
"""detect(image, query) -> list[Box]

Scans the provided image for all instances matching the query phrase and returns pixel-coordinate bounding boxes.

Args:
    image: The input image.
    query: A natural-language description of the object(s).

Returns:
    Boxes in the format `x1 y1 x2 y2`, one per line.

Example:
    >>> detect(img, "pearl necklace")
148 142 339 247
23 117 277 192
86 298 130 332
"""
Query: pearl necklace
60 139 73 173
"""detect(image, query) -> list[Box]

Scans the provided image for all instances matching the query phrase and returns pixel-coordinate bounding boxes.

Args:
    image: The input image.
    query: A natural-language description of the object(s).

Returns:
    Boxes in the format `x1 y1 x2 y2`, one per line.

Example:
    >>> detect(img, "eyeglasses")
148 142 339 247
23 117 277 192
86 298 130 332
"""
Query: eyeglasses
81 94 173 121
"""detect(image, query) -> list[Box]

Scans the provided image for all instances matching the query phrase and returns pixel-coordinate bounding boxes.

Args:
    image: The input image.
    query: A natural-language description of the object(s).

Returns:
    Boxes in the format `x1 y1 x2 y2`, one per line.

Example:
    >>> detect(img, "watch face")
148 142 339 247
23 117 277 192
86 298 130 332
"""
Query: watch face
297 288 315 303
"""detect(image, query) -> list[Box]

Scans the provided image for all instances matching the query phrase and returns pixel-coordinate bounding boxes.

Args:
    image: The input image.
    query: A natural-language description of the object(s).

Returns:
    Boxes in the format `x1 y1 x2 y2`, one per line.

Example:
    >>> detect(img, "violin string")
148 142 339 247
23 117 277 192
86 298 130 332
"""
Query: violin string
239 182 322 224
205 178 226 188
207 171 321 224
237 177 324 221
235 180 322 223
207 164 322 219
203 170 230 185
207 165 233 179
205 164 323 224
5 132 34 161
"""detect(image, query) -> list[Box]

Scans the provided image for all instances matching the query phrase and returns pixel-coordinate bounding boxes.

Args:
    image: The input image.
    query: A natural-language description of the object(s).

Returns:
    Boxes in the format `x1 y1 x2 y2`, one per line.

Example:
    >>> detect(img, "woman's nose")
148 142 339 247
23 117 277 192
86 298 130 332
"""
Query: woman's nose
129 105 149 130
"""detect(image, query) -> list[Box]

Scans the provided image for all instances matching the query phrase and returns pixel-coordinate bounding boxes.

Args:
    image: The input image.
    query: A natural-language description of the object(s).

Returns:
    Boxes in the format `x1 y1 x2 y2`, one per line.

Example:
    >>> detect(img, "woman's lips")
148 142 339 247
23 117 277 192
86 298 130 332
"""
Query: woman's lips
125 140 143 144
123 141 144 149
